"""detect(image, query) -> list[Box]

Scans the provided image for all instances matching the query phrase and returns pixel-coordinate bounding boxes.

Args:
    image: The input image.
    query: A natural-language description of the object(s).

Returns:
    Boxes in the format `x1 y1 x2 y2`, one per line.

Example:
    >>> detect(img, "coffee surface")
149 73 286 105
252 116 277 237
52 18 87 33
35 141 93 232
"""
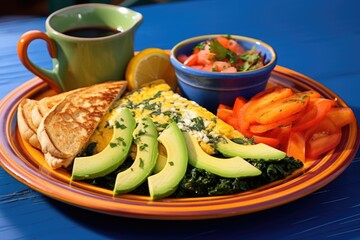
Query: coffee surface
63 26 120 38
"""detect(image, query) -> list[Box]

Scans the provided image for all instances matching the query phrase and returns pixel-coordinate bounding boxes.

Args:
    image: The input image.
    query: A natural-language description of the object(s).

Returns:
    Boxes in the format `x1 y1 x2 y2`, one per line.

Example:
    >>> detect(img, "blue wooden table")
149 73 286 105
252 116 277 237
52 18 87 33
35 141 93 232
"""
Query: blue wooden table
1 0 360 239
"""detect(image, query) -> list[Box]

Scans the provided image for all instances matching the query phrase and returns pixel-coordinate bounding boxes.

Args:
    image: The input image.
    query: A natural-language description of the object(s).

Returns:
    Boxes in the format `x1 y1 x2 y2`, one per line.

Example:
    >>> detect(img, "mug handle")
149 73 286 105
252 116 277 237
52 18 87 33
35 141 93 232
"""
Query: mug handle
17 30 62 92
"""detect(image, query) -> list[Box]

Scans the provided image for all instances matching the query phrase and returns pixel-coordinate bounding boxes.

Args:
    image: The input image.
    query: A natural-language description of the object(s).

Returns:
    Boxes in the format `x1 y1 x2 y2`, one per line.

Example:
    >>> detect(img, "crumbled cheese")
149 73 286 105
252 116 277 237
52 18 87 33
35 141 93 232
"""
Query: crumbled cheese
93 81 243 154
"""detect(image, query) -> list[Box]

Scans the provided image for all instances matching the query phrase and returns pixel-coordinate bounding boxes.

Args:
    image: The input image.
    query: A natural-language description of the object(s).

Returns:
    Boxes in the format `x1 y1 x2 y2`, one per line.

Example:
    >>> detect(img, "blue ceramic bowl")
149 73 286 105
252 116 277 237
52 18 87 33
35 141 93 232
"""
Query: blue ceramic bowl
170 34 277 113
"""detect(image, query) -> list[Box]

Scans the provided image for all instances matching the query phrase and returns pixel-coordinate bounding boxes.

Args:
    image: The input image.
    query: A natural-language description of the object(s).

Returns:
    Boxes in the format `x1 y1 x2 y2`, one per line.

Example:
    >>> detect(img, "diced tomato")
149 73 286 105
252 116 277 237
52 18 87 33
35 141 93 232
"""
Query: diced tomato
197 49 214 66
212 61 231 72
216 36 244 55
216 36 230 49
228 39 244 54
178 35 269 73
221 66 237 73
184 53 198 66
201 64 214 72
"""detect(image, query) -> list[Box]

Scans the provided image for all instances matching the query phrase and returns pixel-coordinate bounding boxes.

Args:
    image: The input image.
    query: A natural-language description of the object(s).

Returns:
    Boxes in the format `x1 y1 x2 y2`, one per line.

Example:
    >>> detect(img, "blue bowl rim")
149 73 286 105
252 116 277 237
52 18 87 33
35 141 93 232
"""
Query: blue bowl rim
170 34 277 76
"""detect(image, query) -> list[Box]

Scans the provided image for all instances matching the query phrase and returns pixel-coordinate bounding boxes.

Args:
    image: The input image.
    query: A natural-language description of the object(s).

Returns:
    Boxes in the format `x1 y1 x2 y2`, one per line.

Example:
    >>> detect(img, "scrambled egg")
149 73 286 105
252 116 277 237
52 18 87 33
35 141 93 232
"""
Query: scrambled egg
89 80 243 155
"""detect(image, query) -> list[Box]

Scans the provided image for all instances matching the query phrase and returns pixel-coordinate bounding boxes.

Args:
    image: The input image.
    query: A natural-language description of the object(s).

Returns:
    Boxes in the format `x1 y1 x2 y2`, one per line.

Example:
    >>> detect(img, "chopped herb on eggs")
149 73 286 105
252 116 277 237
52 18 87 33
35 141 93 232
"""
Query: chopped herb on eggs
111 81 244 155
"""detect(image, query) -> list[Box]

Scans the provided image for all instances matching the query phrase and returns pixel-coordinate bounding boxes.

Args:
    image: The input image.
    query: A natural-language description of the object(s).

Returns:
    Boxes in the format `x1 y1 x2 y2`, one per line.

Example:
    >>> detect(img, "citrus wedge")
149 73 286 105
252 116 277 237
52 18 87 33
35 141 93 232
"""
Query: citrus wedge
125 48 177 91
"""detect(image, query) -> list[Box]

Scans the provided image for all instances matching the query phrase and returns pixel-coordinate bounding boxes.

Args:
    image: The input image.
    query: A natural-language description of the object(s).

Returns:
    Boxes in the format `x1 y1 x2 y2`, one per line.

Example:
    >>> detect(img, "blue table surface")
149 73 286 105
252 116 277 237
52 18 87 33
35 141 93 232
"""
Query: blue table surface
1 0 360 239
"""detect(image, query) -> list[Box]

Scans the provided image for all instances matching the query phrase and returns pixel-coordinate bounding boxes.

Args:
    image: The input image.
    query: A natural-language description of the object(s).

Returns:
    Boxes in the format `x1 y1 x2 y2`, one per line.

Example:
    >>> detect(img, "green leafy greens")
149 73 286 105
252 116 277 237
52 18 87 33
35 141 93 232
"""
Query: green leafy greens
209 39 238 64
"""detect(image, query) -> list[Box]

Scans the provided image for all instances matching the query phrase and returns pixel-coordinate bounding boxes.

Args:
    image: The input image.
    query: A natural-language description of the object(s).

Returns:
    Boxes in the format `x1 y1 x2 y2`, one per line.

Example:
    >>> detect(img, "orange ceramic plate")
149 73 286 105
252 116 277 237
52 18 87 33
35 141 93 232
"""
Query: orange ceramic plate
0 66 359 220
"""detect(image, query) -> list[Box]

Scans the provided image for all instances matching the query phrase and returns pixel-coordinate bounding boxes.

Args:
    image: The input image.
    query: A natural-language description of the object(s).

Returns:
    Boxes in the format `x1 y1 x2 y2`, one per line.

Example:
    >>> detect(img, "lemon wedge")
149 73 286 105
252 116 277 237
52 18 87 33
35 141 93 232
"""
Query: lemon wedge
125 48 177 91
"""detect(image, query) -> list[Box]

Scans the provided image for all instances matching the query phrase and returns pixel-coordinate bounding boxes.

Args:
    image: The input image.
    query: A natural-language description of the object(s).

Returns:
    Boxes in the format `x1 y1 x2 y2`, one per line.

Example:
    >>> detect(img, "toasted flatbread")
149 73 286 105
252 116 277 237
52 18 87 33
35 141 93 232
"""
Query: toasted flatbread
37 81 127 169
17 98 41 149
18 89 83 149
31 90 76 129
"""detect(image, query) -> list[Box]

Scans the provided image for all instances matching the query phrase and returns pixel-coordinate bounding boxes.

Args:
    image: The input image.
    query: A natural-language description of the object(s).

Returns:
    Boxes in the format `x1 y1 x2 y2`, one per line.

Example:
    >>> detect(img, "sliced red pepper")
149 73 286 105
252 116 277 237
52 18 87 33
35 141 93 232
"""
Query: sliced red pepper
232 96 247 118
249 111 302 134
218 103 232 110
255 92 310 125
294 90 322 99
287 131 306 162
267 125 292 152
305 117 342 159
217 108 233 120
325 107 356 128
292 98 336 132
238 87 294 137
225 117 241 131
252 135 281 148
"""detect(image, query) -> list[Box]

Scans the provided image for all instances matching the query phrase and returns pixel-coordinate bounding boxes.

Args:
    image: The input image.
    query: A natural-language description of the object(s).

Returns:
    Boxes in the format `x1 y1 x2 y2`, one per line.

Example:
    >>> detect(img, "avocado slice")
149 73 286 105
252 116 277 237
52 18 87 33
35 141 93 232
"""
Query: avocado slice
183 132 261 178
113 117 158 195
216 136 286 160
152 143 167 174
147 122 188 200
71 108 136 180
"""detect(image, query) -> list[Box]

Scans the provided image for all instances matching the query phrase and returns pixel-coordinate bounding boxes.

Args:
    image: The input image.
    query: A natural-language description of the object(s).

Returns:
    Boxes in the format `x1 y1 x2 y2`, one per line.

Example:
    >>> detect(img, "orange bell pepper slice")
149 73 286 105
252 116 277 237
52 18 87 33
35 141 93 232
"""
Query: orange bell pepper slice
255 93 310 125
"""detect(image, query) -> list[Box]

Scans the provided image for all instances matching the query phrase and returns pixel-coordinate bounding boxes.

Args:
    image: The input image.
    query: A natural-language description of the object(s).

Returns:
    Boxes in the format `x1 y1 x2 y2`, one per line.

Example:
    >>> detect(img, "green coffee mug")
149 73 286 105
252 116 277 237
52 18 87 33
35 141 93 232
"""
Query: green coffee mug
18 3 143 92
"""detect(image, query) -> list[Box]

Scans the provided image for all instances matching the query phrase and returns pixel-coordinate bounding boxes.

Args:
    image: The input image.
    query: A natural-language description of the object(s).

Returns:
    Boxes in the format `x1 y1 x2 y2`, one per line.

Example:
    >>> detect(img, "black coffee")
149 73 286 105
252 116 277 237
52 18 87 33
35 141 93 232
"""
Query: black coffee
63 26 120 38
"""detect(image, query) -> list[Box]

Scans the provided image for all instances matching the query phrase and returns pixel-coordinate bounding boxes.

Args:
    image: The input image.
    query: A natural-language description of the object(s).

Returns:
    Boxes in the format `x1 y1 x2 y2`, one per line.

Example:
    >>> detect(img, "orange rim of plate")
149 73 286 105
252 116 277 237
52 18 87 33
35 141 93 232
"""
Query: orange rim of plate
0 65 359 220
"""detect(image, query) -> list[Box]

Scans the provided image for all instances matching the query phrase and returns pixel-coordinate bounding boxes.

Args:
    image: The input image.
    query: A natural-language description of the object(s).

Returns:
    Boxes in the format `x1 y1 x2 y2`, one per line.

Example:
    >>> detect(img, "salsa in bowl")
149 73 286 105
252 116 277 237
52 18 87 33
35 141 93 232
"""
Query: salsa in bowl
170 34 277 113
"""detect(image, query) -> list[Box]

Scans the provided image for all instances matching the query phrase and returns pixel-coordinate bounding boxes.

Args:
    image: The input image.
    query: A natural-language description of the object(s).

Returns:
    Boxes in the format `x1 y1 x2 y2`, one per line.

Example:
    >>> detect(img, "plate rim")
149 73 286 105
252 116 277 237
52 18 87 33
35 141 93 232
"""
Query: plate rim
0 65 359 220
